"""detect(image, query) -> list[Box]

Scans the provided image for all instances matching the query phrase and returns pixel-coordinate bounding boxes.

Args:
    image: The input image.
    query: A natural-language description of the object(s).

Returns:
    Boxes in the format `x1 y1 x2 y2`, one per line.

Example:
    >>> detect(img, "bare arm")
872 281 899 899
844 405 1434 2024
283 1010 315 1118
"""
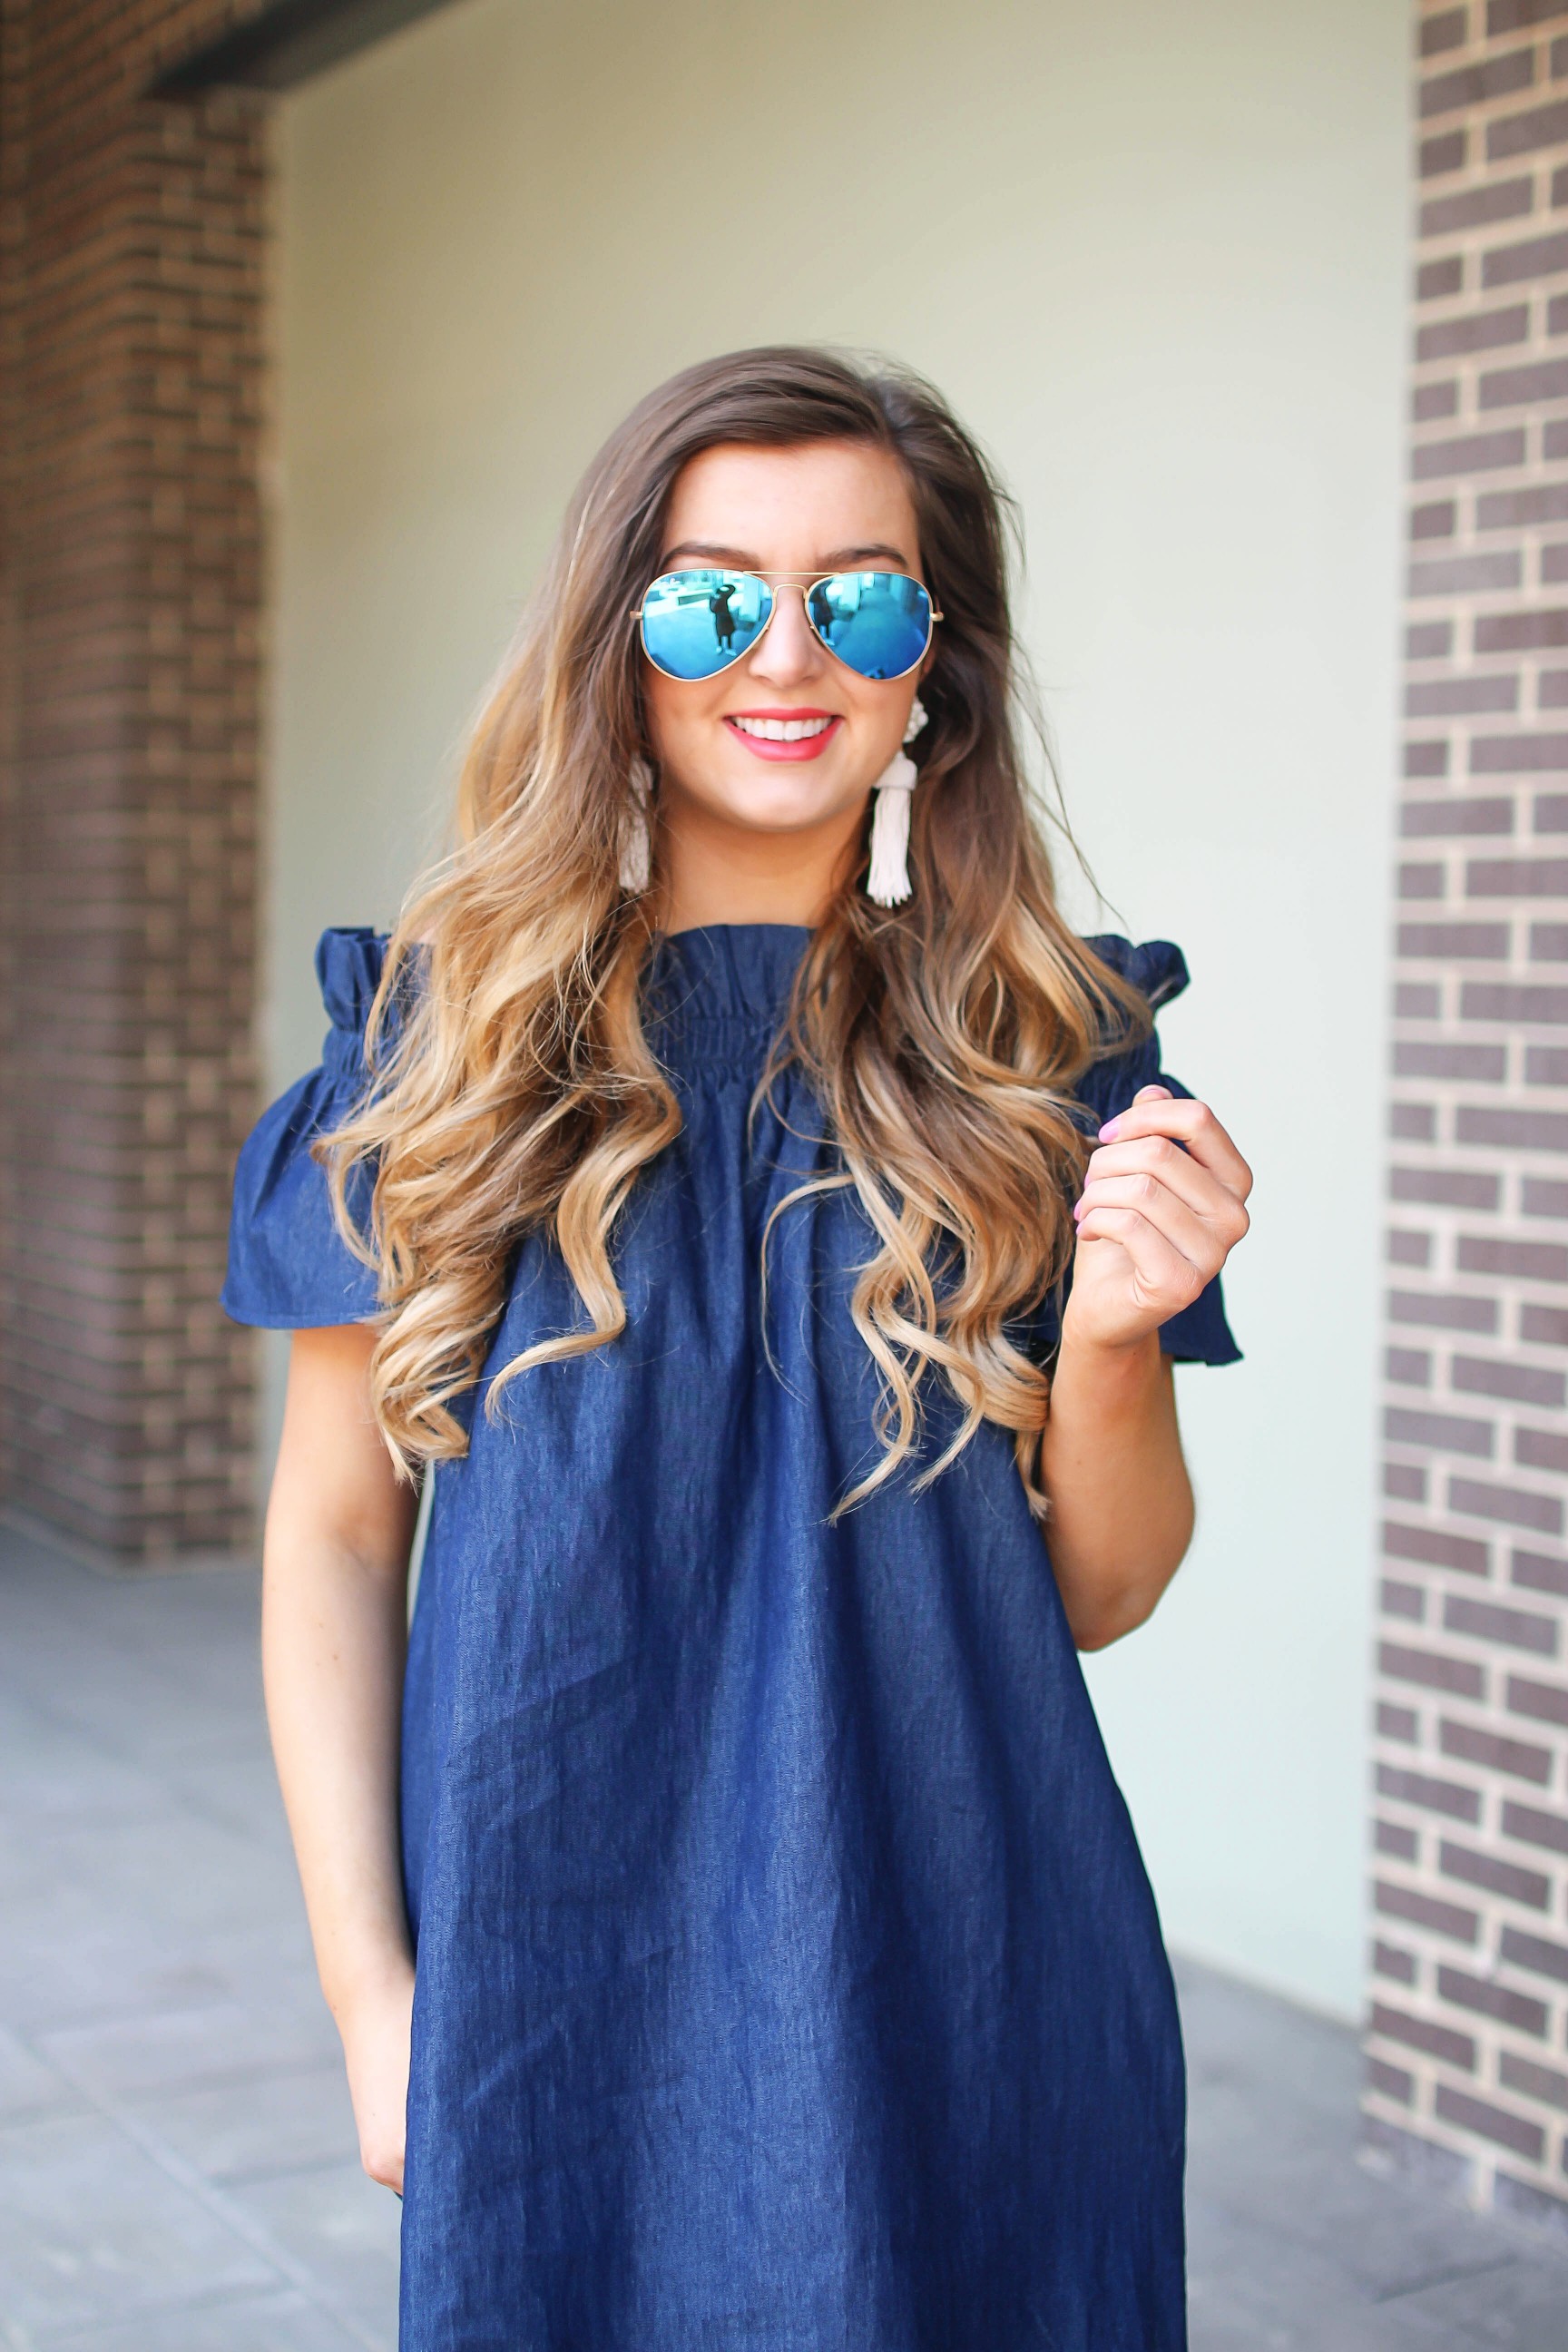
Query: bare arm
263 1323 418 2191
1043 1338 1191 1651
1042 1086 1251 1651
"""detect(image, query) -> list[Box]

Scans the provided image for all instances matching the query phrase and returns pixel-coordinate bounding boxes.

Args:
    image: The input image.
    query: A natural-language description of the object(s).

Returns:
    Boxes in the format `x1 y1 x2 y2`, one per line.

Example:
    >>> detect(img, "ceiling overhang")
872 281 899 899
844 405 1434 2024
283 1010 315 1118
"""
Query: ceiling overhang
150 0 461 94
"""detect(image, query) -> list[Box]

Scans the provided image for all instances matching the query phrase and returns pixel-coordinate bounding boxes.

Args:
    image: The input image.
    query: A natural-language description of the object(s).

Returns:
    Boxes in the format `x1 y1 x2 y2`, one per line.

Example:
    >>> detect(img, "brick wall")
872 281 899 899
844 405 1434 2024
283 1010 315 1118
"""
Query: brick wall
1367 0 1568 2235
0 3 268 1563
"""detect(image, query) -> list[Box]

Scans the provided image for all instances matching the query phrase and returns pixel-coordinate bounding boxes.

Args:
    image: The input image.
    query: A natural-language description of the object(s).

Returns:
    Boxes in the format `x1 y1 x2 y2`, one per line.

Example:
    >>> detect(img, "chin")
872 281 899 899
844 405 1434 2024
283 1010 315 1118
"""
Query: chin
714 770 852 834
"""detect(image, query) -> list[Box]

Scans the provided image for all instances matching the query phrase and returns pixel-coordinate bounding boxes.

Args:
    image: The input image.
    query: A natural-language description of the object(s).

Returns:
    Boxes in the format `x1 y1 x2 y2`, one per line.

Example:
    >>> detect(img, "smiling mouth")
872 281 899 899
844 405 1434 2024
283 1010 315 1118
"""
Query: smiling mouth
729 714 837 741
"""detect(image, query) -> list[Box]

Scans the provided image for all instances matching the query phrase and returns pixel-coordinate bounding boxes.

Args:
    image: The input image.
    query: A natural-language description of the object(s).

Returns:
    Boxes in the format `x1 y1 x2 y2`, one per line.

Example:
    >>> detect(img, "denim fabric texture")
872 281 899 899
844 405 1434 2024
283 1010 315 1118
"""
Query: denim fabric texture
224 924 1239 2351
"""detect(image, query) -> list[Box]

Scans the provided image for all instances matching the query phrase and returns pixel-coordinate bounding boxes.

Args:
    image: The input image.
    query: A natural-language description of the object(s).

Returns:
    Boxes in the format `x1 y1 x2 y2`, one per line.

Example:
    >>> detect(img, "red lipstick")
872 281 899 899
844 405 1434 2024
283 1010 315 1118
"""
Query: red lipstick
723 708 842 763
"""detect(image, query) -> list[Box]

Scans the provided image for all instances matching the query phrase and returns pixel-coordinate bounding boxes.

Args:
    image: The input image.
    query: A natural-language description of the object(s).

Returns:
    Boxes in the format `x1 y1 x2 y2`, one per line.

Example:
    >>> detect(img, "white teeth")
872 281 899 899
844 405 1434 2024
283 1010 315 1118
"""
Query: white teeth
731 715 834 741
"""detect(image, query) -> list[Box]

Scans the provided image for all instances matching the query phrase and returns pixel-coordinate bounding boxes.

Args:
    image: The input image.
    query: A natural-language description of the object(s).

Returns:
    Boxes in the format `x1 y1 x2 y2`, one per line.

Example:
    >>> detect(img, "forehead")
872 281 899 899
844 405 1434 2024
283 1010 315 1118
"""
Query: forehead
661 439 918 563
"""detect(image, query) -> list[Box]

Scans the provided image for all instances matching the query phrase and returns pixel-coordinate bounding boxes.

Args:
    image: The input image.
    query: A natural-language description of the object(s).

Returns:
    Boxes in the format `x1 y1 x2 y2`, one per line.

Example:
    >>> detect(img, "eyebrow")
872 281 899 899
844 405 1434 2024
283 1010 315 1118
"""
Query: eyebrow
658 539 916 572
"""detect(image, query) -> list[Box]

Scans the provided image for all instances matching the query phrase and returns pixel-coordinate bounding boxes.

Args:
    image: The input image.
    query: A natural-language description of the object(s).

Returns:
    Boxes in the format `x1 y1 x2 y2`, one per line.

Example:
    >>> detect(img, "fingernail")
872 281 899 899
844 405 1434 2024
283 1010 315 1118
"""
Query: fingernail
1099 1119 1120 1141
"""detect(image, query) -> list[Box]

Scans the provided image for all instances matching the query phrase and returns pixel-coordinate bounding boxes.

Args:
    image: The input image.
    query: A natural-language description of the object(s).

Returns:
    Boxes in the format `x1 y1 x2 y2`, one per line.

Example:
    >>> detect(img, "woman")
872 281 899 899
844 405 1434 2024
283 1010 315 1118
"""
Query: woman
225 346 1250 2351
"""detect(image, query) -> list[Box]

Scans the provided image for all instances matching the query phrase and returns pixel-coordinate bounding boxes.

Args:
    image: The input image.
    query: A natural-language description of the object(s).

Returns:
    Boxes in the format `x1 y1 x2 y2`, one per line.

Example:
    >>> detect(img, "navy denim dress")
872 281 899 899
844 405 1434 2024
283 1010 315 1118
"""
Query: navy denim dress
224 923 1239 2352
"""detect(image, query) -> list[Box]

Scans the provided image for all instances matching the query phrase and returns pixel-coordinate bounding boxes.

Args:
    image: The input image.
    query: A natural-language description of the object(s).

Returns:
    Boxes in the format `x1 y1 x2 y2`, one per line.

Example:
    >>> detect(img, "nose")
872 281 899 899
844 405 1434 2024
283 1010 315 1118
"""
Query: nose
746 583 826 687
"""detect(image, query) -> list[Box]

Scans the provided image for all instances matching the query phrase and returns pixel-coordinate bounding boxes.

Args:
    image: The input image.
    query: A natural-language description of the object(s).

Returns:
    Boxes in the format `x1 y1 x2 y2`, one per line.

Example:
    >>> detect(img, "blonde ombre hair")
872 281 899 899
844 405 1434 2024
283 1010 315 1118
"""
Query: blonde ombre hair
323 348 1147 1514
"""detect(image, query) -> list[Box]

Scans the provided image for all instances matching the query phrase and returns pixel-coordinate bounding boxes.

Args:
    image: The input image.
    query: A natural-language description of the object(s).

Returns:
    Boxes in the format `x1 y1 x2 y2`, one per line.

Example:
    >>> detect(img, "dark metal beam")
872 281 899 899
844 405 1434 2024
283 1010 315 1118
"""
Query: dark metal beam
149 0 460 94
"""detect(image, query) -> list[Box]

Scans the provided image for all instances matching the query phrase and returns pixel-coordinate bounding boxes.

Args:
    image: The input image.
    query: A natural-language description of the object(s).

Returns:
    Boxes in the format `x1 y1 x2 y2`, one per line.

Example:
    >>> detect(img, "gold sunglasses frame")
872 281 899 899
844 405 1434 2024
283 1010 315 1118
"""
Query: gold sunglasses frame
631 568 943 682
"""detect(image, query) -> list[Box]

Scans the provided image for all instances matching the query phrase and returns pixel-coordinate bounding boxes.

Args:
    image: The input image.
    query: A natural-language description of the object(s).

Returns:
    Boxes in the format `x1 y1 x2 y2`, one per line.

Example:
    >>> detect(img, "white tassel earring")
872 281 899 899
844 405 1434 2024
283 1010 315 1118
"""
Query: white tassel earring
620 756 653 895
866 695 927 908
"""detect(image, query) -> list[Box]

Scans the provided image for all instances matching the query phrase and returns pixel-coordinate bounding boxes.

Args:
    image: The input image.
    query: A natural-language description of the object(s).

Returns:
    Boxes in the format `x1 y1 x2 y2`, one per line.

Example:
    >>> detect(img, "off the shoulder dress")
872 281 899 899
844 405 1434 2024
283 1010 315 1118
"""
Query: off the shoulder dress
224 923 1240 2352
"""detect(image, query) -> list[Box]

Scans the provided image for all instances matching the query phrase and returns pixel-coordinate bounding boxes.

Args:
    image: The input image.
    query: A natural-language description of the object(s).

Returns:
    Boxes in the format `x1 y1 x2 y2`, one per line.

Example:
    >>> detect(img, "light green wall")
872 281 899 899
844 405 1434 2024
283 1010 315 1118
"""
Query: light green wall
270 0 1410 2016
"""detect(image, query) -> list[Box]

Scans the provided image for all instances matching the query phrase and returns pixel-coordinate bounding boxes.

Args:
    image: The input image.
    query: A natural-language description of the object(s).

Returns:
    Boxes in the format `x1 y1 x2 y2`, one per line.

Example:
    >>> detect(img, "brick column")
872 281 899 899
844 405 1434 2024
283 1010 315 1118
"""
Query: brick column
0 4 267 1564
1367 0 1568 2234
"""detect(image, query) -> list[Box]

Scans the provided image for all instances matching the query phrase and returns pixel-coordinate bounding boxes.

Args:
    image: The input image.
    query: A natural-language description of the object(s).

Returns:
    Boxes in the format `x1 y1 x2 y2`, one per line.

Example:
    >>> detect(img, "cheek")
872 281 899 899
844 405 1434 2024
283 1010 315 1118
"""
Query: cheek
843 687 908 780
640 668 678 756
642 671 719 766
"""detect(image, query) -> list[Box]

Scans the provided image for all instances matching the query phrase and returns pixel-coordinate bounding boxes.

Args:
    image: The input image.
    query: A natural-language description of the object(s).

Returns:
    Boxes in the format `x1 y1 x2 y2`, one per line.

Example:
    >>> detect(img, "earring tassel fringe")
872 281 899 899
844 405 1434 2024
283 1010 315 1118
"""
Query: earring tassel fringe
620 757 653 895
867 751 917 907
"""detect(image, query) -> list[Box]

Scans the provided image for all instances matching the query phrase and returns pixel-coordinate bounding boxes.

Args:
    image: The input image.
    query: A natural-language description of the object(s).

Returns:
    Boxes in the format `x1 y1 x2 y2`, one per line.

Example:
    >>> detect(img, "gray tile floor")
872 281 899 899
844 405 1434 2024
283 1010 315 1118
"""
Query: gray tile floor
0 1523 1564 2350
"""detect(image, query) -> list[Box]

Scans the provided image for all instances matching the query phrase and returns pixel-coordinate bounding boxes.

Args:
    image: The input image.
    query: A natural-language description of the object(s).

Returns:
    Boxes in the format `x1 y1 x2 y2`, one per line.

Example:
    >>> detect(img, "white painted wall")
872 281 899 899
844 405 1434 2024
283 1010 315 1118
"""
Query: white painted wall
268 0 1410 2016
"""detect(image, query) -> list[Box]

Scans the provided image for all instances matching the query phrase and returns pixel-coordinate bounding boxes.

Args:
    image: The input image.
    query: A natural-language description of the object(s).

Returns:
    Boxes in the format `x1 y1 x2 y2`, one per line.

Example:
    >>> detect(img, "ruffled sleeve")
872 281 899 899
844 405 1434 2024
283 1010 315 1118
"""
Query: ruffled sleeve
220 927 391 1330
1051 934 1241 1367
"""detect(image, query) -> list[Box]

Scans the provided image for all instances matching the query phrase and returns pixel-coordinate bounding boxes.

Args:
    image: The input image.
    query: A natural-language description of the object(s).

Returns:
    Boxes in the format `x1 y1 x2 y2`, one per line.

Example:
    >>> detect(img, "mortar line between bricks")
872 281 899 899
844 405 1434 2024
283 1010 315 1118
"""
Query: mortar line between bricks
17 2029 387 2352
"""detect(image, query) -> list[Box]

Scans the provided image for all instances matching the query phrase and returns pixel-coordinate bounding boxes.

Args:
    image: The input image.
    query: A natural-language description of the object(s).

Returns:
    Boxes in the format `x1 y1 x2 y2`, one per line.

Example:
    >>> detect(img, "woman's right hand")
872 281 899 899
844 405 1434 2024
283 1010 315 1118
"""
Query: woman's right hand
338 1965 415 2194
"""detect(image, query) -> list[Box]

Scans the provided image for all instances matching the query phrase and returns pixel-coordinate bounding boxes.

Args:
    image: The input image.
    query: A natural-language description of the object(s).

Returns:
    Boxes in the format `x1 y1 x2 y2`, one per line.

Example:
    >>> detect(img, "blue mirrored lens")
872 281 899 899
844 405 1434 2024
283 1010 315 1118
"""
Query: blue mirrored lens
640 569 770 680
808 572 931 680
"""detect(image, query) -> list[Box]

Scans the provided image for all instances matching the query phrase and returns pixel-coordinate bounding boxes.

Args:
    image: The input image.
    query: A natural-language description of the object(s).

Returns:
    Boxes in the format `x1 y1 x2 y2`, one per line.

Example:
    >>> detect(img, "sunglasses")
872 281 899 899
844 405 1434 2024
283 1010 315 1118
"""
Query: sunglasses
635 567 940 683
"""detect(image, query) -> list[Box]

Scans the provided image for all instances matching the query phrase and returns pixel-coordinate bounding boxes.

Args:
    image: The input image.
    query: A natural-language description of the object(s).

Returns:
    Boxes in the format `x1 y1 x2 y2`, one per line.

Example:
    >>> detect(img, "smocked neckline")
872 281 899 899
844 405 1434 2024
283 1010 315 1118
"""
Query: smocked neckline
647 924 810 1029
310 923 1190 1048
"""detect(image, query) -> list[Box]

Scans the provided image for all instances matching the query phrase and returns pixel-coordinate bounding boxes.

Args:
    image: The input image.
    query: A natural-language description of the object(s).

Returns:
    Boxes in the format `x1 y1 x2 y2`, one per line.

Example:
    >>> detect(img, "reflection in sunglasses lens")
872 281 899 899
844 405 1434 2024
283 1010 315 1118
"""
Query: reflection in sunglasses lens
640 570 770 680
809 573 931 681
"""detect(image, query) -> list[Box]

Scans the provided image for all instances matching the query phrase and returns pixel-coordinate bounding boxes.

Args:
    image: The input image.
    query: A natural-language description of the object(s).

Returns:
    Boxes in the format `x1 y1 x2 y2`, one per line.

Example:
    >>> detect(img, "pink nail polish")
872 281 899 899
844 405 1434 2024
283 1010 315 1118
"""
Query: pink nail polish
1099 1120 1120 1142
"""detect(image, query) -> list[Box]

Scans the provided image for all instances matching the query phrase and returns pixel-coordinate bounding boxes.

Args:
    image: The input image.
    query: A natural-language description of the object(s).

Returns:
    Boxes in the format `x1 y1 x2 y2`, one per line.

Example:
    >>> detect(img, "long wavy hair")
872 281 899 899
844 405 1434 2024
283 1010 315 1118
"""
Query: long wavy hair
322 346 1147 1514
